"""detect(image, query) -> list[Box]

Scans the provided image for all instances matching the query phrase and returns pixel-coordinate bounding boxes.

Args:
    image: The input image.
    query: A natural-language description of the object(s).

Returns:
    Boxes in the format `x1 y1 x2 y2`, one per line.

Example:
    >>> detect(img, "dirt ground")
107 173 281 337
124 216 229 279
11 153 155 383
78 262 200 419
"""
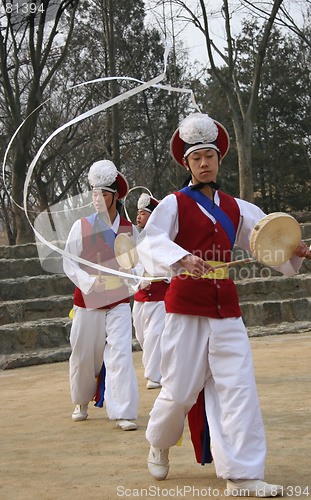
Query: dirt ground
1 333 311 500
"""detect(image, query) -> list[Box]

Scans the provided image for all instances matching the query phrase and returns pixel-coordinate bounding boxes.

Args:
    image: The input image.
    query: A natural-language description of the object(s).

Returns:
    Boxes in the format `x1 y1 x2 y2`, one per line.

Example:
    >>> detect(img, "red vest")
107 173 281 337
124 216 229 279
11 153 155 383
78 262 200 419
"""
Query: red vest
73 216 133 310
164 191 242 318
134 280 170 302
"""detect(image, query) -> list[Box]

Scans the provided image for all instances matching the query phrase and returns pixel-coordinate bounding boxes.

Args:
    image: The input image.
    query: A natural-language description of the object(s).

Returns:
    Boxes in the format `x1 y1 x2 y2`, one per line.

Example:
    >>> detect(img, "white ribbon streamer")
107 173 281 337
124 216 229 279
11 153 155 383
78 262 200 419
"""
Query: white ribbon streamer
3 42 201 282
23 43 175 281
123 185 153 223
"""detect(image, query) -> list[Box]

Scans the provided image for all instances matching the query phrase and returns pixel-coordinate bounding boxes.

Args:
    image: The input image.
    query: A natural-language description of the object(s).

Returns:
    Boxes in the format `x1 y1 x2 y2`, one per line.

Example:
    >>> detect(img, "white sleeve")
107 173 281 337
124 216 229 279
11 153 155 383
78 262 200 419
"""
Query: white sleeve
131 224 144 276
63 219 96 294
235 199 302 276
122 223 145 287
137 194 190 277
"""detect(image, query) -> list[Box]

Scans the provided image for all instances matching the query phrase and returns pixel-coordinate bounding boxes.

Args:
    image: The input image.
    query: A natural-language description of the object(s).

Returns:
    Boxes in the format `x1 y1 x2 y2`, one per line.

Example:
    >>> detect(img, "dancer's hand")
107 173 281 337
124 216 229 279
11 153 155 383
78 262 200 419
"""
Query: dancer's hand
91 276 106 292
179 255 215 277
293 241 311 260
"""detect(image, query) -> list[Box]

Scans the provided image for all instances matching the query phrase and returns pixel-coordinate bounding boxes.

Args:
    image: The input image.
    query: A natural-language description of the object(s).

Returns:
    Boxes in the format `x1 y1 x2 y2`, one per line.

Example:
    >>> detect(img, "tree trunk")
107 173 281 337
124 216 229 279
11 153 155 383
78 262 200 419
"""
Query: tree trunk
192 0 284 201
101 0 120 167
12 167 35 244
0 0 79 245
235 121 254 202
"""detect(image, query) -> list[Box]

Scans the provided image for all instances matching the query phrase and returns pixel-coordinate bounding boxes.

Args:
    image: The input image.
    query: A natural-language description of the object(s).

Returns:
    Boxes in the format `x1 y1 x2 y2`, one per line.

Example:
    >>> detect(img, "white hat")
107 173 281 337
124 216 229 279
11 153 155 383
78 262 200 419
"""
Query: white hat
170 113 230 167
137 193 159 213
88 160 128 199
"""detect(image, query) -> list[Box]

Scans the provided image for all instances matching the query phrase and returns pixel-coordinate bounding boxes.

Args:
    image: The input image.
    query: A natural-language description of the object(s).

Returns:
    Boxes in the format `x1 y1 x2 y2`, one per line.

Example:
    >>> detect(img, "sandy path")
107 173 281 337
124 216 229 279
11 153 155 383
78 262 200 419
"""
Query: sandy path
1 333 310 500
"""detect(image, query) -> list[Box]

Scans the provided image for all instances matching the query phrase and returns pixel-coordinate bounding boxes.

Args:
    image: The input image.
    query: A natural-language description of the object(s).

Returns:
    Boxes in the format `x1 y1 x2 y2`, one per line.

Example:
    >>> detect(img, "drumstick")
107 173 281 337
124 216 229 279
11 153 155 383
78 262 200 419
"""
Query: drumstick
97 252 102 283
213 258 254 269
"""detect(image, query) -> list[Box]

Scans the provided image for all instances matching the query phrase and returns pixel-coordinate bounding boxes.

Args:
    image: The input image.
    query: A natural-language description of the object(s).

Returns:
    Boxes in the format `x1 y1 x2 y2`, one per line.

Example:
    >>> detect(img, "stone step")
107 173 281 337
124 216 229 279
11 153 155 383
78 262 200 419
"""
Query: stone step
301 223 311 239
0 243 38 259
0 291 308 346
0 317 72 357
0 345 72 371
1 253 310 281
0 256 64 279
235 273 311 301
231 245 311 278
0 274 75 302
0 295 73 326
0 282 309 328
0 228 309 276
301 259 311 274
241 297 311 327
0 277 311 325
246 320 311 337
0 241 65 260
0 319 309 371
1 271 309 304
0 337 142 371
0 227 309 371
0 222 309 260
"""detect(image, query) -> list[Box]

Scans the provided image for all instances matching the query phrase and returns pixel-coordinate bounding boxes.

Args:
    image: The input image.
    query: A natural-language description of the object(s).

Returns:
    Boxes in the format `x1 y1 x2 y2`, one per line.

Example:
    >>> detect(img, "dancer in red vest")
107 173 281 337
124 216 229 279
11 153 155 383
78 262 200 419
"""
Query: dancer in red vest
137 113 309 495
133 193 170 389
63 160 139 431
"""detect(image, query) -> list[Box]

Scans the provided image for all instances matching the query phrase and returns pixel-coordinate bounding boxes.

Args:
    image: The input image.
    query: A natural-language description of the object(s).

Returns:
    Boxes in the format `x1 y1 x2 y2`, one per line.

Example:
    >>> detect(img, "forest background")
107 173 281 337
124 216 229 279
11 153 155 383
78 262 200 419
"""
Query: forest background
0 0 310 245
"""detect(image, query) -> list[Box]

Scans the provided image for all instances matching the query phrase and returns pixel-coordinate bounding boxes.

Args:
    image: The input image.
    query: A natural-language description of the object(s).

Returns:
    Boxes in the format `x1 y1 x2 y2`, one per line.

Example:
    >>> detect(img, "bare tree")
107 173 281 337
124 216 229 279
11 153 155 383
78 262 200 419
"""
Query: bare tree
153 0 286 202
100 0 121 167
0 0 79 243
244 0 311 49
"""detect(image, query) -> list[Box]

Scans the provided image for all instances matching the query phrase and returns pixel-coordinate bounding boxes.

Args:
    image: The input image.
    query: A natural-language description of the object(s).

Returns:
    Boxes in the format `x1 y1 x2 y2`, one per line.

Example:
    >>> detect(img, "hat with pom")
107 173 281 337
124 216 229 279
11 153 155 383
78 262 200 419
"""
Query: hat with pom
137 193 159 213
88 160 129 199
170 113 230 167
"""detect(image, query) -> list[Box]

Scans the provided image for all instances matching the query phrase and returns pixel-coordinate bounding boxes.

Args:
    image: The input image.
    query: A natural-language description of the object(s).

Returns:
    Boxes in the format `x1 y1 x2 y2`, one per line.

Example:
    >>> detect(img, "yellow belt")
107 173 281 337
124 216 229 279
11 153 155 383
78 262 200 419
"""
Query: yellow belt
90 275 124 290
144 273 163 283
183 261 228 280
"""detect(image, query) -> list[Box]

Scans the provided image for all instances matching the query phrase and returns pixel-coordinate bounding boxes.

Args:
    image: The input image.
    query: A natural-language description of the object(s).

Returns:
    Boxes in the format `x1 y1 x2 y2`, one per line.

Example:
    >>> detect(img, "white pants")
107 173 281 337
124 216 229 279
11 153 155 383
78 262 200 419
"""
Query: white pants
132 300 165 384
146 313 266 480
69 303 139 420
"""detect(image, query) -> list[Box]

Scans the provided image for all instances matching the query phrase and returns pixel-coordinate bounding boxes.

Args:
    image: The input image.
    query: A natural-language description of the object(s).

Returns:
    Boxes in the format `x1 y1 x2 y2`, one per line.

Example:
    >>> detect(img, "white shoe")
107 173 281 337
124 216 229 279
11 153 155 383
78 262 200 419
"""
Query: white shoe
148 445 169 480
226 479 283 497
72 404 88 422
116 419 137 431
146 380 161 389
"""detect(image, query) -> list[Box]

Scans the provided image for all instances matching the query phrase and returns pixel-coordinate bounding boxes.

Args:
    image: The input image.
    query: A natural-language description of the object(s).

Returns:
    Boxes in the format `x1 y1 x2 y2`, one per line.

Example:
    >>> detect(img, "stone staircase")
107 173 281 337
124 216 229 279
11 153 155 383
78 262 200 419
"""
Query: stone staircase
0 224 311 370
231 222 311 336
0 243 75 370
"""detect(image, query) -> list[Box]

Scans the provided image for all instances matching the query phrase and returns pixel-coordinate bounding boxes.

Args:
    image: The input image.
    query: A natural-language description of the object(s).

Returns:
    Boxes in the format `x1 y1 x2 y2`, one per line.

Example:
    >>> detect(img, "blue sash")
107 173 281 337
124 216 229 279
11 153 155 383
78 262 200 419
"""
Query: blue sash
94 362 106 408
86 213 116 251
179 187 236 249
